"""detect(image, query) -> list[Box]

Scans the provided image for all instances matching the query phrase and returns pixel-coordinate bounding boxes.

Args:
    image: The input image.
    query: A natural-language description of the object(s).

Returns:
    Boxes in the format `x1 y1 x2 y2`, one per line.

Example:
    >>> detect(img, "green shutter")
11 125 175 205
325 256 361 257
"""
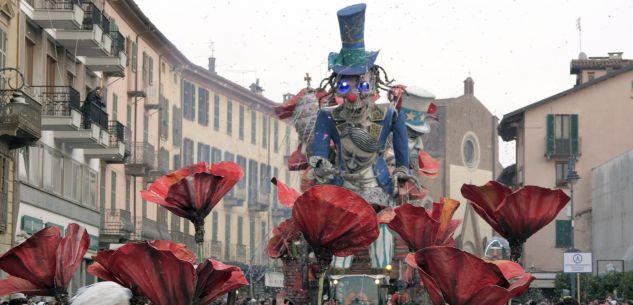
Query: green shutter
570 114 579 156
89 234 99 251
212 212 218 241
224 214 231 258
555 219 572 248
132 43 137 72
237 216 243 245
21 216 44 234
45 222 64 236
546 114 554 156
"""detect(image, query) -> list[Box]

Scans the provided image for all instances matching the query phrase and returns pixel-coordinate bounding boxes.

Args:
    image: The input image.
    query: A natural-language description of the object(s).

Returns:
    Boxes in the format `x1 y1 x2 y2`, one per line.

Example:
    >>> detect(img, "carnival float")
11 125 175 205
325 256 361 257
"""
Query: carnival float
0 3 572 305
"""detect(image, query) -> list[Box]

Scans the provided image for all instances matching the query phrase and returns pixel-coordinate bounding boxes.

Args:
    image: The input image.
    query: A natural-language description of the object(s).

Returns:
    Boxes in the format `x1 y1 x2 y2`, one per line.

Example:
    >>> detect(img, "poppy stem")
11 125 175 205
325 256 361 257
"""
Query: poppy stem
193 217 205 262
509 239 523 263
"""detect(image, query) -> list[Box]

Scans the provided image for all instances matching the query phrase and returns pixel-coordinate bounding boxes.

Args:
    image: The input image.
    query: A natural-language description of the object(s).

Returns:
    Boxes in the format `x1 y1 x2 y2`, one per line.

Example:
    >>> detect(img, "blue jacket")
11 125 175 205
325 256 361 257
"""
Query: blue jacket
311 104 409 195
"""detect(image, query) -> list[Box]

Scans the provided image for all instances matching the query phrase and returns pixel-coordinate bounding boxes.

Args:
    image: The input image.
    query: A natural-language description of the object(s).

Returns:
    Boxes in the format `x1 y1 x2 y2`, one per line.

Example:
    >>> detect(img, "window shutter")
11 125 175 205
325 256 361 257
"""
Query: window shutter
555 219 572 248
570 114 579 155
546 114 554 156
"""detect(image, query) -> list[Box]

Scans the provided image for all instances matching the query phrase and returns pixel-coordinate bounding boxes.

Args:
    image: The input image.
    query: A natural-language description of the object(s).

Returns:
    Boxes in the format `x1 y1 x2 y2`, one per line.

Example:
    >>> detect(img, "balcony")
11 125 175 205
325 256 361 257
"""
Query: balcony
224 186 246 208
100 209 134 243
206 240 223 260
147 148 169 181
184 234 197 252
271 206 292 219
157 221 170 240
249 191 269 212
170 230 185 243
85 31 127 76
37 86 81 130
0 87 42 149
84 121 129 163
545 137 582 158
134 217 161 241
28 0 85 30
125 142 156 176
55 3 111 57
231 244 248 263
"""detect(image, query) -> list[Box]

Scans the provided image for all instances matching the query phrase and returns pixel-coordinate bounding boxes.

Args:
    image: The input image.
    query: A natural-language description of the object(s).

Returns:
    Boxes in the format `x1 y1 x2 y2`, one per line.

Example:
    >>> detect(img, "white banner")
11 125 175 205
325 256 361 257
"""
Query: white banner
563 252 592 273
265 271 284 288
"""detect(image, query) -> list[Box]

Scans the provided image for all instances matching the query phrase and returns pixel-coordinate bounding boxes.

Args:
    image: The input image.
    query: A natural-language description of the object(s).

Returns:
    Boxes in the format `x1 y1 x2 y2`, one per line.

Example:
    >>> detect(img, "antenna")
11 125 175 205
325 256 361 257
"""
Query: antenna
208 40 215 57
576 17 582 53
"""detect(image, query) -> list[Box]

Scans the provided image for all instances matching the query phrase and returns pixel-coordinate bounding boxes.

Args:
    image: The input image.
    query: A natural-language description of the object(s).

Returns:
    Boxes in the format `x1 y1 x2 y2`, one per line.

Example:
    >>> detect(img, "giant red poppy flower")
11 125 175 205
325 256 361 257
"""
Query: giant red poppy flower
88 240 247 305
292 185 379 260
141 161 243 243
267 218 301 258
418 151 440 178
461 181 570 261
271 177 301 207
0 224 89 299
288 145 309 170
405 246 534 305
387 199 461 251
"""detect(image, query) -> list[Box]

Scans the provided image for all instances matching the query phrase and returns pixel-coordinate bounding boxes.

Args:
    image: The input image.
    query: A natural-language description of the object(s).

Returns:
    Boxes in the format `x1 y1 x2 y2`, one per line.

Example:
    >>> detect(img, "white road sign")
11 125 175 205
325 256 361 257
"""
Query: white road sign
563 252 592 273
265 271 284 288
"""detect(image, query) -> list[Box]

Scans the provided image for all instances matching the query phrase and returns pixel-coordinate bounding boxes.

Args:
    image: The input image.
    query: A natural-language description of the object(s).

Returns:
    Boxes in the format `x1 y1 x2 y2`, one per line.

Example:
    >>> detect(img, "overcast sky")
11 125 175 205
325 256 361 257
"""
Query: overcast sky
134 0 633 166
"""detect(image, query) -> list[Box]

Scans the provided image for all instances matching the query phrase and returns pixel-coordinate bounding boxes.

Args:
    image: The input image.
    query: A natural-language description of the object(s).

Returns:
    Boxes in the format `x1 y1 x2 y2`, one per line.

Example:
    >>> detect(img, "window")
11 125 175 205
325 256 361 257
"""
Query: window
25 39 34 85
260 164 271 194
224 152 234 162
227 100 233 136
21 216 44 234
261 221 267 249
197 143 205 163
587 71 595 81
285 126 291 155
237 216 243 245
183 138 194 166
274 120 279 153
239 105 245 140
110 172 117 210
149 56 154 85
171 215 181 232
555 162 569 187
131 42 137 72
224 214 231 258
213 95 220 131
546 114 579 156
198 88 209 125
183 80 196 120
262 115 268 148
143 115 149 143
248 160 258 202
236 155 247 188
251 109 257 144
273 167 279 207
184 219 190 234
160 97 169 140
100 169 106 212
172 106 182 146
125 178 130 211
0 156 8 231
212 212 218 241
212 148 222 163
0 29 5 69
461 133 480 168
173 154 181 169
112 94 118 121
555 219 572 248
142 51 147 81
198 144 210 163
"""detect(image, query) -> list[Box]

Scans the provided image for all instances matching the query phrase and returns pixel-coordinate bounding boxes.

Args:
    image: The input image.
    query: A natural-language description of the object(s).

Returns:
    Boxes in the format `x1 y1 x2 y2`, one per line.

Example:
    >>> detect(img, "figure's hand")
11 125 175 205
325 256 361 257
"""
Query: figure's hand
309 156 336 183
393 167 421 187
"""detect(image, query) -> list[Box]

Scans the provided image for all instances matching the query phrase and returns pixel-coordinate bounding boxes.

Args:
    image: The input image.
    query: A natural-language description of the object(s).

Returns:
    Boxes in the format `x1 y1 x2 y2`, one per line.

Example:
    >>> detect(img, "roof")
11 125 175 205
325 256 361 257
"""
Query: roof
498 63 633 141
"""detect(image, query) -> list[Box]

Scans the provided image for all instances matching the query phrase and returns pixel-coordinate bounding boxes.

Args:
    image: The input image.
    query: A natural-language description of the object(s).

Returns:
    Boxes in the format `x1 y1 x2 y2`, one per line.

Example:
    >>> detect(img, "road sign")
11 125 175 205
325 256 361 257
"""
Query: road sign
564 252 592 273
265 271 284 288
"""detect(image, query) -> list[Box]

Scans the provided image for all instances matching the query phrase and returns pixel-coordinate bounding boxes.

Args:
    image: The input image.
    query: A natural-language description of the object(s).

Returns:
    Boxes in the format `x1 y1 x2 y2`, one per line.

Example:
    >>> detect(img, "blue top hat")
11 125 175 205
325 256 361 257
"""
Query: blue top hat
328 3 379 75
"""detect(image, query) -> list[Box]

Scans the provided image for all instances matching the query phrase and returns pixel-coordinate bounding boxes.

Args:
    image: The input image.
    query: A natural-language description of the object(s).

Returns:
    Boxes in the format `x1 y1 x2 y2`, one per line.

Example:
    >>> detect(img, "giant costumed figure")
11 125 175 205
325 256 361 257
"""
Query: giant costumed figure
308 3 416 269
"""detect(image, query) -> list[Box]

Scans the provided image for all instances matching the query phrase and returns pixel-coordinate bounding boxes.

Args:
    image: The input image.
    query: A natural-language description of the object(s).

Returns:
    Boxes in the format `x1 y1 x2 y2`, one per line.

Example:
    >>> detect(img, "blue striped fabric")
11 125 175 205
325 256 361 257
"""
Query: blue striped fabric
332 254 354 269
370 224 394 268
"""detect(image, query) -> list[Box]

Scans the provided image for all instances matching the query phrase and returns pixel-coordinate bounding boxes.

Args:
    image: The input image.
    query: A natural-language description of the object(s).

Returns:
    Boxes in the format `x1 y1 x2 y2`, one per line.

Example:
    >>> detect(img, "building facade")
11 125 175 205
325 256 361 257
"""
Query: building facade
498 52 633 282
421 78 500 257
0 0 297 293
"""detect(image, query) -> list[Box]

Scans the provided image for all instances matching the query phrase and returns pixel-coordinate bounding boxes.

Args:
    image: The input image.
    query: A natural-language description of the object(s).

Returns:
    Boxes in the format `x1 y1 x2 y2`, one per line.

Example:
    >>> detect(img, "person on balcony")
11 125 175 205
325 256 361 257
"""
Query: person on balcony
85 86 106 111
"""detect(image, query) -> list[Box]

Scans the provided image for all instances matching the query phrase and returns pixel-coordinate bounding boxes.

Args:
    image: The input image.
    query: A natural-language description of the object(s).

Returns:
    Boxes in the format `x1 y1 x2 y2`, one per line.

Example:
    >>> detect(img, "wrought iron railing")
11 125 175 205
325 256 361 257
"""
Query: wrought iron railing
82 2 108 32
184 234 197 252
33 86 81 117
0 88 42 137
129 142 156 168
101 209 134 240
109 30 125 55
208 240 223 259
135 216 160 240
108 120 128 147
30 0 84 10
170 230 185 243
158 148 170 173
231 244 248 262
81 101 108 130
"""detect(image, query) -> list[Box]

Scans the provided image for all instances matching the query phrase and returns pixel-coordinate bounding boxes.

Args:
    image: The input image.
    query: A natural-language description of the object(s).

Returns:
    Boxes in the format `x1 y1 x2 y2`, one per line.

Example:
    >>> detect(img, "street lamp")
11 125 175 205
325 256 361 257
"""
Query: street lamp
566 154 581 302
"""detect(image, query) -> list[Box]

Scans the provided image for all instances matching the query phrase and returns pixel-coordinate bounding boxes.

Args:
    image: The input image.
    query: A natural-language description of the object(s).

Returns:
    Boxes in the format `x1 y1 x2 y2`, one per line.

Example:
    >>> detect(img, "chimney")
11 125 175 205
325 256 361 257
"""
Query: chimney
464 77 474 95
208 57 216 74
249 78 264 95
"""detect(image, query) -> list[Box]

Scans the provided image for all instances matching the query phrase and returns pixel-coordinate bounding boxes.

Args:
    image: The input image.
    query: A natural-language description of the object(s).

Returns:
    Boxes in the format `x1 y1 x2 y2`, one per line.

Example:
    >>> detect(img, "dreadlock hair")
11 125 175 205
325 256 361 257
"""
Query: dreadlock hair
318 64 397 107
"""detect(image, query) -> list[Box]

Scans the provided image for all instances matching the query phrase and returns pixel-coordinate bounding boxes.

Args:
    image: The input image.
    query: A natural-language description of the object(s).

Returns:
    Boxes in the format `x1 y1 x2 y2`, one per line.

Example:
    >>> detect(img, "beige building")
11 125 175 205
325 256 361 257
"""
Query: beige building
0 0 39 256
498 52 633 280
424 78 500 256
